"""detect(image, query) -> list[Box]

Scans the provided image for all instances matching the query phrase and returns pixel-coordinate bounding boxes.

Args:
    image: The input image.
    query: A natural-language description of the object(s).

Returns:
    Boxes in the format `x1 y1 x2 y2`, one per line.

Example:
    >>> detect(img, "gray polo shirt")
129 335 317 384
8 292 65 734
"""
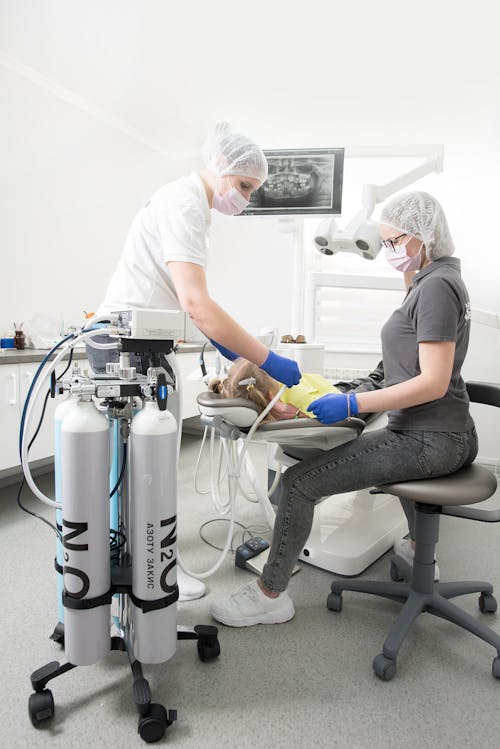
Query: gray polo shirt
381 257 474 432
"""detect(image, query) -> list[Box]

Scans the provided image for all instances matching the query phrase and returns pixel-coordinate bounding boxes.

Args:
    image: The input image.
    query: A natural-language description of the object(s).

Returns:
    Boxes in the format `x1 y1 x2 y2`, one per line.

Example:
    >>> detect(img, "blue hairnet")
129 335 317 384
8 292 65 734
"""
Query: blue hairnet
380 191 455 261
202 122 268 184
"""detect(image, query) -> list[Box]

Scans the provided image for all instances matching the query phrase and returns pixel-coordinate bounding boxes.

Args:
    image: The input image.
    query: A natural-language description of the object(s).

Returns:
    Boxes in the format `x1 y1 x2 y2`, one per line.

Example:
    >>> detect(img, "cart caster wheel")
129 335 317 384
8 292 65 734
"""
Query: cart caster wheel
197 637 221 662
492 657 500 679
373 653 396 681
390 561 404 582
479 593 497 614
138 703 169 743
28 689 55 727
327 592 343 612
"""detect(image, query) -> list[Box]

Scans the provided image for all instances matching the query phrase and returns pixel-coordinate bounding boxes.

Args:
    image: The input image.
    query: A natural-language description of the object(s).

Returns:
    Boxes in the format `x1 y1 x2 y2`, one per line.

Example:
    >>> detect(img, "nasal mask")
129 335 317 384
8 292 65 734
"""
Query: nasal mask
212 177 249 216
385 237 424 273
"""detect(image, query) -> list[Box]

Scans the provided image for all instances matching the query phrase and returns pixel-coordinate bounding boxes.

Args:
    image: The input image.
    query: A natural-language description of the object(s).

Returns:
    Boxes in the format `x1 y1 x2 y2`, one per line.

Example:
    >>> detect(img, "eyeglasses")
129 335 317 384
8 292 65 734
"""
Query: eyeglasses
381 233 407 251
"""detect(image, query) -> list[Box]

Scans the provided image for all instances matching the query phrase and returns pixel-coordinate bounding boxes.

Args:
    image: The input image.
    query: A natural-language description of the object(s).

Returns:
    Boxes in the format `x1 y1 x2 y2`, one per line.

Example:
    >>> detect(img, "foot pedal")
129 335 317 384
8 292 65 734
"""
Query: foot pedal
235 536 270 569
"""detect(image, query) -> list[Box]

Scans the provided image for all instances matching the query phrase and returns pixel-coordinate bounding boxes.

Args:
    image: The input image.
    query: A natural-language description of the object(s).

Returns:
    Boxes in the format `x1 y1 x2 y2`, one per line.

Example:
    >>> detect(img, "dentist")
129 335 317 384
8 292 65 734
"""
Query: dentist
90 122 301 600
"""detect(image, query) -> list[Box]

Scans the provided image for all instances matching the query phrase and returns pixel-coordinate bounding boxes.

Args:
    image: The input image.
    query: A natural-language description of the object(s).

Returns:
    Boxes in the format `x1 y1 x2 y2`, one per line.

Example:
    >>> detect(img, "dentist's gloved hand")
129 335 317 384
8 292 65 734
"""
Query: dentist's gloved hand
260 350 301 387
307 392 359 424
209 339 239 362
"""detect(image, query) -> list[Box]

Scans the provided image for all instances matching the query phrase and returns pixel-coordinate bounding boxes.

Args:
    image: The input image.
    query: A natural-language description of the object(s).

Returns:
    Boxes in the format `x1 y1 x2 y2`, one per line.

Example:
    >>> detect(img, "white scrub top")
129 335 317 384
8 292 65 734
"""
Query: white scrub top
98 172 211 314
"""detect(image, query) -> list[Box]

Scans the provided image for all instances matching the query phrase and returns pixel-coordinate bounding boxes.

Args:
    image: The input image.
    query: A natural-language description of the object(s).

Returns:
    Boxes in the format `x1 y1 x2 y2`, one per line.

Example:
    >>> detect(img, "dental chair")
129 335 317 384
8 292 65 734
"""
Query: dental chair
196 391 407 576
328 381 500 681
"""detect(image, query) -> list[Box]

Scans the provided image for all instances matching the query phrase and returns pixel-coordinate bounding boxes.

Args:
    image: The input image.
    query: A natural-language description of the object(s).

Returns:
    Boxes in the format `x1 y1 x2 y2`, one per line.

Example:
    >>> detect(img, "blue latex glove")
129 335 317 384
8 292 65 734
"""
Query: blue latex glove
209 339 239 362
261 350 301 388
307 392 359 424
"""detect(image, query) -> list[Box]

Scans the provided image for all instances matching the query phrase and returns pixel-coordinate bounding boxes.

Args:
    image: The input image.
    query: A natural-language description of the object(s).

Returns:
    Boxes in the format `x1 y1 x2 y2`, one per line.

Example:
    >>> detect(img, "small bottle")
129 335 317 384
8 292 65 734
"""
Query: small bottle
14 329 26 350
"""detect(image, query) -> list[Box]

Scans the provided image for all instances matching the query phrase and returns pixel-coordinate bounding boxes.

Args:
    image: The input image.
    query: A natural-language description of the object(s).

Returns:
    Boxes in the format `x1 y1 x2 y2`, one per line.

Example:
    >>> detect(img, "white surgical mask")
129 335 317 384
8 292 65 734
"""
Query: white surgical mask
212 177 249 216
385 238 424 273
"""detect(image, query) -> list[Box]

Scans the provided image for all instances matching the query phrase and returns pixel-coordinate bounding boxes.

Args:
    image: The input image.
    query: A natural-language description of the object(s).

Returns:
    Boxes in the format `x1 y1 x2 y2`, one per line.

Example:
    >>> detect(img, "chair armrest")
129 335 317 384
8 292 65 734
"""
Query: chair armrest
466 381 500 407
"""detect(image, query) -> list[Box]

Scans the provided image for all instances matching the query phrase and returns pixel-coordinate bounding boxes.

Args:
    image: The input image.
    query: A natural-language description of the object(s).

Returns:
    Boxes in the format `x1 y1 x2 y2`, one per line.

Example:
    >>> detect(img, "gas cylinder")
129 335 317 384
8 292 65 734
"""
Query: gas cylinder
130 400 178 664
61 399 111 665
54 393 79 625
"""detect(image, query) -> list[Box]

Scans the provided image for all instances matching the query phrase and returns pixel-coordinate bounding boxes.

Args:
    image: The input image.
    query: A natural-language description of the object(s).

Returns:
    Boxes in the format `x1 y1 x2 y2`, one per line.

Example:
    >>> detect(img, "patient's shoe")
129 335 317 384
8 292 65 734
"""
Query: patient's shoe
393 537 440 582
210 580 295 627
178 567 206 602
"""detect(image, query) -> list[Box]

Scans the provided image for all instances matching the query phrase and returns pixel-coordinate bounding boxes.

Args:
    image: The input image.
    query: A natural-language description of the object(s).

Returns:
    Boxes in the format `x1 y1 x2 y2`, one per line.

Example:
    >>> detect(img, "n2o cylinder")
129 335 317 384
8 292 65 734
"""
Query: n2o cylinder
130 401 178 664
61 400 110 665
54 393 79 625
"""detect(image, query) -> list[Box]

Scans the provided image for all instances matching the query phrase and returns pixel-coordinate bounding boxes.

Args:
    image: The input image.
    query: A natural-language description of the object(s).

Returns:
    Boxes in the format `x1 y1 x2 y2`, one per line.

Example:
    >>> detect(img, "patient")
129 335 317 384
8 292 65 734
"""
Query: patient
208 357 341 422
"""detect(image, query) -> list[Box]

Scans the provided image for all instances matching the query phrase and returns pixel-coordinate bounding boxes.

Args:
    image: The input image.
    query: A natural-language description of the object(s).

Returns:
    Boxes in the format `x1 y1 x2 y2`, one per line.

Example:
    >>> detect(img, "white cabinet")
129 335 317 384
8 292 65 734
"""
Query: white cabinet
0 363 23 470
175 350 217 419
0 357 90 472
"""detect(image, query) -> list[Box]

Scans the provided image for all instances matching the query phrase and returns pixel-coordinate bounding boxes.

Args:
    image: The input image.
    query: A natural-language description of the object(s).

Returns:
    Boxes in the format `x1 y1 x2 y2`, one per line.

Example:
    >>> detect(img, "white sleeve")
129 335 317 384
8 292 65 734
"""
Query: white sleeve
154 199 208 267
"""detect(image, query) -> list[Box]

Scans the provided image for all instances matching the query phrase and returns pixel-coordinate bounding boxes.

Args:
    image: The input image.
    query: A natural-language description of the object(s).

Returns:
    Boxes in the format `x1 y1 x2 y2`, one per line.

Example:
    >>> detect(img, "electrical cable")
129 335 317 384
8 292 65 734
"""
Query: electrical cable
16 388 61 537
16 347 77 536
18 333 76 460
199 518 249 552
21 327 116 509
110 443 127 499
110 529 127 561
198 518 271 553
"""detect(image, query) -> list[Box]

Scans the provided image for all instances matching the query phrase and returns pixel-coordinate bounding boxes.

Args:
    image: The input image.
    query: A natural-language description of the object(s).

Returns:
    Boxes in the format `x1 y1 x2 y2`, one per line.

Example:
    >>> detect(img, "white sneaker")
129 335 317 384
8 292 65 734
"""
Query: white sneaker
210 580 295 627
177 567 206 602
393 538 440 582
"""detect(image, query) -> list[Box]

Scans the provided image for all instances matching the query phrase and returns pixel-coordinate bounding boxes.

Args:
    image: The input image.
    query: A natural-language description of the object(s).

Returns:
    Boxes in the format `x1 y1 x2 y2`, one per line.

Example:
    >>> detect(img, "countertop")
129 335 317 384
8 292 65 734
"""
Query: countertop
0 343 209 365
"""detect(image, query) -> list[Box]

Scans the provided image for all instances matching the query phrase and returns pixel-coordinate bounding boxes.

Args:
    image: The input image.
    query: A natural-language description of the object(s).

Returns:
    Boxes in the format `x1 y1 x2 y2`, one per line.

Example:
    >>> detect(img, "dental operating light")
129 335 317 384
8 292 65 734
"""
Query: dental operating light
313 145 444 260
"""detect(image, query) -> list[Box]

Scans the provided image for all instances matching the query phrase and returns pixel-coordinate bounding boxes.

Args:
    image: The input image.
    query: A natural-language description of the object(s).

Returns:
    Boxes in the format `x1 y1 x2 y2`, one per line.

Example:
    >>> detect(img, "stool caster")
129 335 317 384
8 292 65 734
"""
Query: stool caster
197 634 221 662
28 689 55 727
327 592 343 612
373 653 397 681
138 703 176 743
479 593 497 614
390 561 404 582
492 656 500 679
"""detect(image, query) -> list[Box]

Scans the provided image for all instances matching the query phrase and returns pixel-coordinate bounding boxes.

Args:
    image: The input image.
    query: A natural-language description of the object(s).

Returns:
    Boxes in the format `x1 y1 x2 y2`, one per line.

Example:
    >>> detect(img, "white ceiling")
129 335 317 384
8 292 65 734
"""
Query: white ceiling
1 0 498 159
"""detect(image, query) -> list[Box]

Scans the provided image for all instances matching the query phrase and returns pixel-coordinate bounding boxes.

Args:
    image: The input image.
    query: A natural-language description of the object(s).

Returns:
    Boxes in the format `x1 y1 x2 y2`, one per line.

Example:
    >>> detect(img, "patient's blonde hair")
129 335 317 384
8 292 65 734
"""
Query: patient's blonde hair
208 358 279 422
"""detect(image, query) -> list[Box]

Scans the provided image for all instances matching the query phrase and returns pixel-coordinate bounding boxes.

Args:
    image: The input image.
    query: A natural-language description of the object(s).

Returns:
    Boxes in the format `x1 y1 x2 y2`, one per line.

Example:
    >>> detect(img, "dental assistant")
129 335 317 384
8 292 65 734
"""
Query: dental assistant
210 191 477 627
93 122 300 389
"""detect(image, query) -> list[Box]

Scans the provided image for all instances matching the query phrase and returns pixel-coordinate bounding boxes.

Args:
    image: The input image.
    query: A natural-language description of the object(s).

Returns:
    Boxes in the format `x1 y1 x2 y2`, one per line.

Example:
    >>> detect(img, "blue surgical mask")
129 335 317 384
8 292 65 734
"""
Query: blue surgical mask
212 177 249 216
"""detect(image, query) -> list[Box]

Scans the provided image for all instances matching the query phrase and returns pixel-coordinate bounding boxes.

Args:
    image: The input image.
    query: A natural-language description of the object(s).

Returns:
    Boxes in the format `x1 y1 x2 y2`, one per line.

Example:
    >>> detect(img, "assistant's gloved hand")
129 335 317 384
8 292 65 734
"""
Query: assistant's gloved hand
260 350 301 387
307 392 359 424
209 339 239 362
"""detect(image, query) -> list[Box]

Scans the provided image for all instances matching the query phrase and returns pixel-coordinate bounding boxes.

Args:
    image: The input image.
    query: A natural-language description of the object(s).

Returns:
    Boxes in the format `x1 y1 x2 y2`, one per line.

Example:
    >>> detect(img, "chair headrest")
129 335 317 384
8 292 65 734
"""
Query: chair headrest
196 391 261 428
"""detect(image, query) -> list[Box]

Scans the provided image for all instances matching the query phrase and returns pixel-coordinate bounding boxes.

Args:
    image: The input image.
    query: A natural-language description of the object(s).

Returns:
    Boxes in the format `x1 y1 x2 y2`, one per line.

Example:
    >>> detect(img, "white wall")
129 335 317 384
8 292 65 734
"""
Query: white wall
0 63 181 339
1 0 498 359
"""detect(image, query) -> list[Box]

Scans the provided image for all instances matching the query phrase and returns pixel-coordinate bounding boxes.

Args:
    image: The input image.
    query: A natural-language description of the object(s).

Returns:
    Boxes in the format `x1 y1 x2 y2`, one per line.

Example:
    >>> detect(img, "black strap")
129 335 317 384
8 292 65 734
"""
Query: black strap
60 578 178 612
129 586 179 613
54 557 63 575
62 588 113 610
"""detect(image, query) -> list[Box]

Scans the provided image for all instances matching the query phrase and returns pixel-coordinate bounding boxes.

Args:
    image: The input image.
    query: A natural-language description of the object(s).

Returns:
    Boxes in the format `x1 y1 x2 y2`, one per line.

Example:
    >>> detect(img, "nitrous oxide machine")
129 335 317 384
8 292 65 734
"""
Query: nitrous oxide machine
20 311 220 743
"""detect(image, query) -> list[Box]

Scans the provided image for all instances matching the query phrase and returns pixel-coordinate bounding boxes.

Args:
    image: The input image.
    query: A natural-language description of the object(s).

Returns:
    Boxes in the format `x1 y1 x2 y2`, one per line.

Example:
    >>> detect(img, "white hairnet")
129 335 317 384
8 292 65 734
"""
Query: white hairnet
380 191 455 261
202 122 268 183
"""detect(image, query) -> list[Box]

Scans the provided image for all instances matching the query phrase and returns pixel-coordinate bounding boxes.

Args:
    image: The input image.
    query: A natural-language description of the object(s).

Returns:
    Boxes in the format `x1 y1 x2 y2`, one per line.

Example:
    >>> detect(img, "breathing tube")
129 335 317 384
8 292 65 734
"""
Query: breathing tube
19 325 119 510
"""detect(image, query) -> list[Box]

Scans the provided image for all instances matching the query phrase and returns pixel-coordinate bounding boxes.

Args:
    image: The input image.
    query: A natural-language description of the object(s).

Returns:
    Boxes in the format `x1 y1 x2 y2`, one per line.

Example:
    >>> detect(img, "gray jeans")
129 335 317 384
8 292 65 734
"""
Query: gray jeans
262 426 478 592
